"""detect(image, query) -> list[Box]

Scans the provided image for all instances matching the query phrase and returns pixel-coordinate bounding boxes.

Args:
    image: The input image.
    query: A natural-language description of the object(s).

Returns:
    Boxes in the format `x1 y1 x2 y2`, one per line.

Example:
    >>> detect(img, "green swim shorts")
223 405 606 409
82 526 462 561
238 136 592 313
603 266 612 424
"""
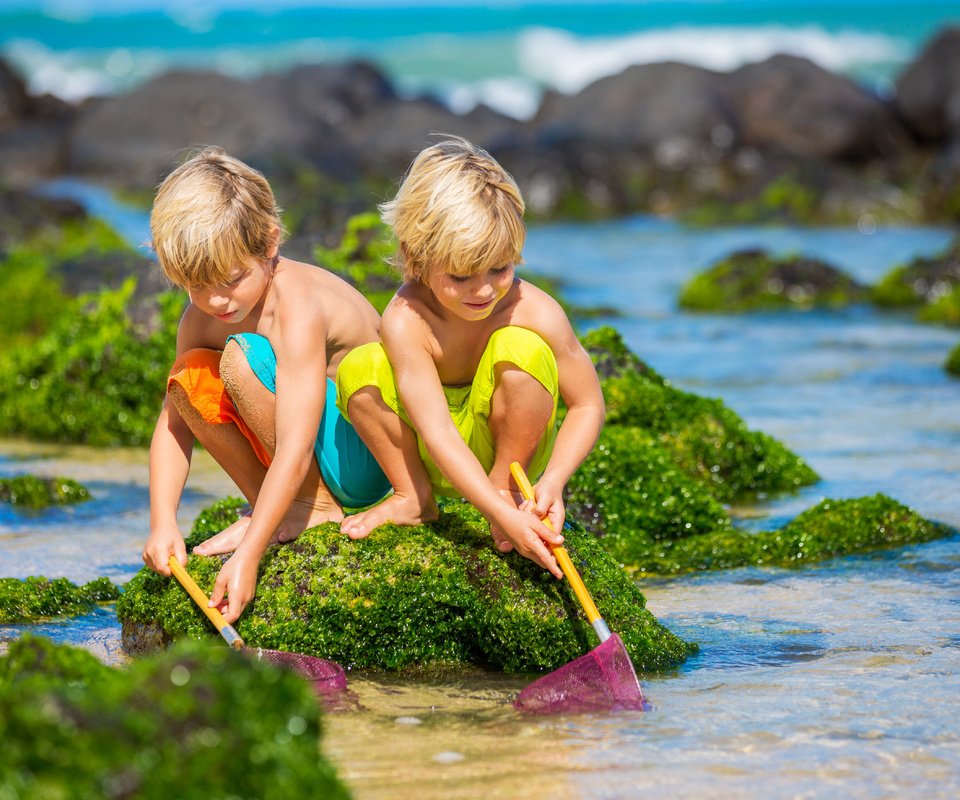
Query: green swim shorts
336 326 559 497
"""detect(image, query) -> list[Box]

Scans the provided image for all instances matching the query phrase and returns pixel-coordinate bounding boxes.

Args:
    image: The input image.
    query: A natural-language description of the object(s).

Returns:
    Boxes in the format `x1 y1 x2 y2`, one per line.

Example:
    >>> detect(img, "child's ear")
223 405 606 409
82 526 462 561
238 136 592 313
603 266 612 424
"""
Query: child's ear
266 226 281 259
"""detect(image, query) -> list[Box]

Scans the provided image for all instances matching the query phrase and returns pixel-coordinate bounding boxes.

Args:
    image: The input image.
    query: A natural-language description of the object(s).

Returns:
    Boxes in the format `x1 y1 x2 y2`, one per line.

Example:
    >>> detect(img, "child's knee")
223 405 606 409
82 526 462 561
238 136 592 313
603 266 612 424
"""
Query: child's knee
493 364 553 409
219 339 252 395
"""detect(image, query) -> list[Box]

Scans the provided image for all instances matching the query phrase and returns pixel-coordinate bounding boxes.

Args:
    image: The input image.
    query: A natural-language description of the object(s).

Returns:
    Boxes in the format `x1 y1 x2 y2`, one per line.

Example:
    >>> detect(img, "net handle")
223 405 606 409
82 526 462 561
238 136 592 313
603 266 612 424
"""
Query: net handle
168 556 245 650
509 462 611 642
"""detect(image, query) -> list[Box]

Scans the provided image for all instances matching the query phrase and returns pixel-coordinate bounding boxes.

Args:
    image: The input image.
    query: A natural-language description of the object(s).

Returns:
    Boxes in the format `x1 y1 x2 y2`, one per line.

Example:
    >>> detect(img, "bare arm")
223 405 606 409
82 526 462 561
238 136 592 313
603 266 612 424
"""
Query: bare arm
384 307 564 577
142 305 217 575
209 298 329 622
531 298 605 527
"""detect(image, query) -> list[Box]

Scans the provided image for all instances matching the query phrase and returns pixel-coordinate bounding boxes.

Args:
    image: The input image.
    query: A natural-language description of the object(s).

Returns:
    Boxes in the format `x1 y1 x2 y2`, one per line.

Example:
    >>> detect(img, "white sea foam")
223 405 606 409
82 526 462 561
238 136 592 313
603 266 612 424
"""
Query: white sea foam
518 25 911 95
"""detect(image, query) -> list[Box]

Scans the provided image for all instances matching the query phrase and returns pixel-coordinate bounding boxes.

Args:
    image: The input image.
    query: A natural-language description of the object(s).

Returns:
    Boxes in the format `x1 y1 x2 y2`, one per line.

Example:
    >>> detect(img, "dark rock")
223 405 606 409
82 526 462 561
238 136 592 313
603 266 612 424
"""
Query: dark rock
720 54 910 160
0 57 29 129
0 188 85 254
68 70 326 185
532 62 734 166
895 27 960 142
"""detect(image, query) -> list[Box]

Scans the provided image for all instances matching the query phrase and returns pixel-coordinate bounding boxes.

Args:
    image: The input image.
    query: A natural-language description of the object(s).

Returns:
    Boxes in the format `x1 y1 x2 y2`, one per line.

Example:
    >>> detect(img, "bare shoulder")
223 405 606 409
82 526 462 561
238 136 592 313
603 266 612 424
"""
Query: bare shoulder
509 279 576 342
381 284 434 347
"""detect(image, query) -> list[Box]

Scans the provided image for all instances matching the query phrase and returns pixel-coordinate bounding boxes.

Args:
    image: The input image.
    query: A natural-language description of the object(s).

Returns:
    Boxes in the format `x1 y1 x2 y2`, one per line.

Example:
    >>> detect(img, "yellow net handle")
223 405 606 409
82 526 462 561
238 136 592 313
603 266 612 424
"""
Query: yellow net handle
168 555 245 650
509 462 610 641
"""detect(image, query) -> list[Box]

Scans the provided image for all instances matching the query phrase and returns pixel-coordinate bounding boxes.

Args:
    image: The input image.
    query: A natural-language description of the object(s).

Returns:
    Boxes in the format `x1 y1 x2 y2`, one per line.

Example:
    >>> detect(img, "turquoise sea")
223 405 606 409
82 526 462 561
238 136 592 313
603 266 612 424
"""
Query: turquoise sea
2 0 959 117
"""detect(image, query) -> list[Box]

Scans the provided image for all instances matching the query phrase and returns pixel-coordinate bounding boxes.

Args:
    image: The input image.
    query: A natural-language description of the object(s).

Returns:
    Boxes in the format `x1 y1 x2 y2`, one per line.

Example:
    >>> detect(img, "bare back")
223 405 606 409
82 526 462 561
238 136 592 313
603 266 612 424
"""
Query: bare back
178 256 381 378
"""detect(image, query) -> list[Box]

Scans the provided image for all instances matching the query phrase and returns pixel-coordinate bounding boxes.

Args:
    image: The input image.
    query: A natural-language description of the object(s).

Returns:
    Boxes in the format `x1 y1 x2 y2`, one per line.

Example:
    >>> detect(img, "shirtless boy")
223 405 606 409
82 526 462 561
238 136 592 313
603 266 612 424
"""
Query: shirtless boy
141 147 390 622
336 137 606 576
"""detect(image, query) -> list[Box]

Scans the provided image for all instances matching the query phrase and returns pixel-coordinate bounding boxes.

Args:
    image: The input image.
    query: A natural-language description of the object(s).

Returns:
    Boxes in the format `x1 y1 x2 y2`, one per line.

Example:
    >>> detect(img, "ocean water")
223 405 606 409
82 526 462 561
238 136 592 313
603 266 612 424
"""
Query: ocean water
1 0 958 118
2 185 959 797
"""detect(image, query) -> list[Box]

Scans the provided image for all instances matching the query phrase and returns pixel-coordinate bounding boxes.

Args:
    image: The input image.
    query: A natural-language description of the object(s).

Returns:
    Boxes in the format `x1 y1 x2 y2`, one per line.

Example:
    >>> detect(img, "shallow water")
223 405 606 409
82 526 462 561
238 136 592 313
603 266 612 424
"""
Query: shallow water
2 211 960 798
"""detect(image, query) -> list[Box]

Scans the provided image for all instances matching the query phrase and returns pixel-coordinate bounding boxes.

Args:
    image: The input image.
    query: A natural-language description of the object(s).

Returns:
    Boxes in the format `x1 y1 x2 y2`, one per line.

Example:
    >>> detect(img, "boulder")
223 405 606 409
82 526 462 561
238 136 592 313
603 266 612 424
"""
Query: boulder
0 575 117 623
679 248 869 311
532 62 734 166
117 498 697 673
895 27 960 142
872 237 960 307
720 54 910 160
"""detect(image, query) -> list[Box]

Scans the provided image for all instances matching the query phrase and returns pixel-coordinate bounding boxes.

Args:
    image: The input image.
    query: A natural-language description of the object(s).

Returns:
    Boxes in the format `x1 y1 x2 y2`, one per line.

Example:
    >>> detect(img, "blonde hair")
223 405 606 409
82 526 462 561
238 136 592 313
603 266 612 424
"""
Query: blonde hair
150 147 284 287
380 136 525 283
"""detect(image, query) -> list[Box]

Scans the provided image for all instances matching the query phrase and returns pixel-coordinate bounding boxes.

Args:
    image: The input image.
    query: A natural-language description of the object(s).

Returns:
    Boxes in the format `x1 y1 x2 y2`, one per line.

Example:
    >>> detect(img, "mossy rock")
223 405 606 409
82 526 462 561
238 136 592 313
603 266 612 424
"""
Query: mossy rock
628 494 954 576
872 238 960 309
679 248 868 312
579 326 819 501
946 341 960 376
0 279 182 446
0 634 349 799
0 474 91 507
0 576 120 623
117 499 697 674
918 284 960 327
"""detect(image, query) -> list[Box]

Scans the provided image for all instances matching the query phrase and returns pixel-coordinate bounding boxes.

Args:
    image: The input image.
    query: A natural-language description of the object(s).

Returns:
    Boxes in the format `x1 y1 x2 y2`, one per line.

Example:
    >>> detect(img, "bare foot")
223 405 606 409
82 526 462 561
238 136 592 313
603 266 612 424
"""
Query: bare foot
340 493 438 540
273 496 345 543
193 497 344 555
194 512 252 555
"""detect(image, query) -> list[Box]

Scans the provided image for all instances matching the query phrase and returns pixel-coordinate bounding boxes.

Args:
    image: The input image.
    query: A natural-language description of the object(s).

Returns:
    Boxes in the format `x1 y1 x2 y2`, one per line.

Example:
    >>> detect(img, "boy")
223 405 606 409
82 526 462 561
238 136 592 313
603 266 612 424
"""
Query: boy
337 137 605 577
141 147 390 623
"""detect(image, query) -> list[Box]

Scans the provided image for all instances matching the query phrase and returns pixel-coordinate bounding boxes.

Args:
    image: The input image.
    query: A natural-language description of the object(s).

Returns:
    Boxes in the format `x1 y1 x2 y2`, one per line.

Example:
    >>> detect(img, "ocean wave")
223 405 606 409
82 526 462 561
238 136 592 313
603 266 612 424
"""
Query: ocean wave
518 25 912 95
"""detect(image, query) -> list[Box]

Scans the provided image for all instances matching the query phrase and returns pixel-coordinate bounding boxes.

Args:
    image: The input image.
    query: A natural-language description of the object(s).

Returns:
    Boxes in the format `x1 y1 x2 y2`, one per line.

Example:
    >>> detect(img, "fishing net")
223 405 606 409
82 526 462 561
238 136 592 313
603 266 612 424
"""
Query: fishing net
514 634 647 715
245 648 357 710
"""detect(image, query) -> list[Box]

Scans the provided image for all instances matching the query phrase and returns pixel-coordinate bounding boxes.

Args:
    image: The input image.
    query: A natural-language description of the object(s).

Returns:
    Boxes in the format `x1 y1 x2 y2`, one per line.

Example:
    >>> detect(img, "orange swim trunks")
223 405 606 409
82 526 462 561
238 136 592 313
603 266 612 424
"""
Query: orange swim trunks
167 347 272 468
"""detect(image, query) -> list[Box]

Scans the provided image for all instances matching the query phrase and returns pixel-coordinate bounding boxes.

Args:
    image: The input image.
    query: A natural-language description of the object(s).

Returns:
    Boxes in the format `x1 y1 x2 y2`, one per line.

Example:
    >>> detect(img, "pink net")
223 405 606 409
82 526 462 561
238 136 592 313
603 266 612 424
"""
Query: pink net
245 647 356 710
514 634 647 715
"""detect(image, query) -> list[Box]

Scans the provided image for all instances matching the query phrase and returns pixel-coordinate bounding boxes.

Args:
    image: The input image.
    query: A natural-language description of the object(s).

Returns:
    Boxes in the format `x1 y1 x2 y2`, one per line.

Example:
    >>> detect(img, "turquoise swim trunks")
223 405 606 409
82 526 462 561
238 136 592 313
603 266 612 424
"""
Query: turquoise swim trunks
227 333 391 508
336 326 559 498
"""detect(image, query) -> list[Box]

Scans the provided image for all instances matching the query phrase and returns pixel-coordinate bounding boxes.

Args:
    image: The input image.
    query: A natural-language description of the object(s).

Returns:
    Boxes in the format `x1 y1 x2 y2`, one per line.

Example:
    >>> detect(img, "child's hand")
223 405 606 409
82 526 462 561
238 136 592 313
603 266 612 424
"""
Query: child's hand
491 507 564 579
208 552 259 624
526 475 566 535
142 523 186 576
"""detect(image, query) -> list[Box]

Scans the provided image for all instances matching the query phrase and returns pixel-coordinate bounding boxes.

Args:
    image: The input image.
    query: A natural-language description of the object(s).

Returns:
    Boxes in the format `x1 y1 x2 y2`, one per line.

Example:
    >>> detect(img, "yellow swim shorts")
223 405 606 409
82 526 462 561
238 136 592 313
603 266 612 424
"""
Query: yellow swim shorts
336 326 559 497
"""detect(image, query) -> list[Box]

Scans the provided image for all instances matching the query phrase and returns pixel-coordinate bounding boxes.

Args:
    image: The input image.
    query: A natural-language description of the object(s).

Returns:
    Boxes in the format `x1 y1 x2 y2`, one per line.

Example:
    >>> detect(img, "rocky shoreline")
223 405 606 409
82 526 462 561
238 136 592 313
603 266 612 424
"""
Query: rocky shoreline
2 28 960 230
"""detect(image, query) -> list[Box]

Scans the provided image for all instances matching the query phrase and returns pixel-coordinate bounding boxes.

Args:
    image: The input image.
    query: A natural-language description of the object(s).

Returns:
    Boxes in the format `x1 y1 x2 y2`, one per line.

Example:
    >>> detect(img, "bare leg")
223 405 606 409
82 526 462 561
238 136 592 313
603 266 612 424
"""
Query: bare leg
194 340 343 556
339 387 438 540
486 364 553 552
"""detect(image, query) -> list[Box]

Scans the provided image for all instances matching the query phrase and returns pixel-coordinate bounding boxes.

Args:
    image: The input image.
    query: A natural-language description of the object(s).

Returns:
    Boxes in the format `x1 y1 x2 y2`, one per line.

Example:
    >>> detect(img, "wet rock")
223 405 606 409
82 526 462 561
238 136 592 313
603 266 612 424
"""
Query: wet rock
679 248 868 311
0 576 117 623
720 54 910 161
117 498 697 673
895 27 960 142
872 237 960 307
0 635 350 797
0 474 90 508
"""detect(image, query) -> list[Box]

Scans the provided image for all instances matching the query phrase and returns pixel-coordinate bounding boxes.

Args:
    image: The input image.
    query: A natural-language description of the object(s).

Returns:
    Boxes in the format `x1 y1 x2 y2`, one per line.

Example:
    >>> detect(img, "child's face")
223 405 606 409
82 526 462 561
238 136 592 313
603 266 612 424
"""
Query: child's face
187 256 272 324
426 264 515 321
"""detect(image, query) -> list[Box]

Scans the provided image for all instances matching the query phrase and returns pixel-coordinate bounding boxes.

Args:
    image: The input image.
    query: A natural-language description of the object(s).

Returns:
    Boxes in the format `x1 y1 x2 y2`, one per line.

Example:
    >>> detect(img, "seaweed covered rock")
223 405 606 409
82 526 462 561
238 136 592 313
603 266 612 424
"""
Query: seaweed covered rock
872 238 960 312
679 248 867 312
0 634 349 798
628 494 953 576
118 498 697 673
0 576 119 623
0 279 182 446
947 341 960 376
580 326 818 501
0 474 90 507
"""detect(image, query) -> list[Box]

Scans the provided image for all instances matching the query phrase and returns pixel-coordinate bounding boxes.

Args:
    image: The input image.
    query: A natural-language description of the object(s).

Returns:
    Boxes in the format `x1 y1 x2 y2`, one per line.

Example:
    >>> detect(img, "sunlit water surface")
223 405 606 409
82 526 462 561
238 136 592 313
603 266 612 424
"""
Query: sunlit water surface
2 207 959 798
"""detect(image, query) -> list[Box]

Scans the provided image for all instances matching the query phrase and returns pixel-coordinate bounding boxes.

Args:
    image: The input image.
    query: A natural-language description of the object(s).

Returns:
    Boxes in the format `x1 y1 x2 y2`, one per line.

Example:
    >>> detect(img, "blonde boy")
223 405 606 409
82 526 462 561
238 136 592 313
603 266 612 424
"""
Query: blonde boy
337 137 605 576
142 147 390 622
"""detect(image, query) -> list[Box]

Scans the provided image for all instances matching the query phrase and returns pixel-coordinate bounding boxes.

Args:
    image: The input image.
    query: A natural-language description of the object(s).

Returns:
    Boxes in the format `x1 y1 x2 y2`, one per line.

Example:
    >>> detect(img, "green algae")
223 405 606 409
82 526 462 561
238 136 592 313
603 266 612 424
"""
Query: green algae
946 341 960 376
918 285 960 327
0 279 182 446
628 495 954 576
580 326 818 501
872 239 960 310
0 634 350 799
117 498 697 673
0 474 91 507
679 249 867 312
0 576 119 623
